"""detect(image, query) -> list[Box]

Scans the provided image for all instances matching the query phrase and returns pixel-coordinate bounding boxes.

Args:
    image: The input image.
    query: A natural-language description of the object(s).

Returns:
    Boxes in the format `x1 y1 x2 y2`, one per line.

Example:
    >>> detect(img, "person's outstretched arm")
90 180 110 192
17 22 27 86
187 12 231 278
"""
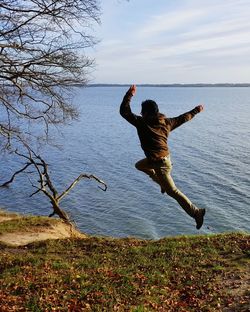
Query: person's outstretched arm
168 105 204 131
120 85 139 126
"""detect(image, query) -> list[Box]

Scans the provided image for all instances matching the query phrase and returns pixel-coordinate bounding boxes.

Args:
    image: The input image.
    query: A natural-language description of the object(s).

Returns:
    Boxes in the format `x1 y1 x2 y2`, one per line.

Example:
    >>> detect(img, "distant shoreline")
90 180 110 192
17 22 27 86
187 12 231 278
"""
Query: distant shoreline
87 83 250 87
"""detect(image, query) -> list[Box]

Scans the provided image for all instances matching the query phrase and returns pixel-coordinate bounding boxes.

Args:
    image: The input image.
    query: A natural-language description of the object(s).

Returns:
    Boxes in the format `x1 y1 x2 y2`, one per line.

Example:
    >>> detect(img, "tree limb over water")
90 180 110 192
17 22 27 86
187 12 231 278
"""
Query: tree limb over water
0 147 107 224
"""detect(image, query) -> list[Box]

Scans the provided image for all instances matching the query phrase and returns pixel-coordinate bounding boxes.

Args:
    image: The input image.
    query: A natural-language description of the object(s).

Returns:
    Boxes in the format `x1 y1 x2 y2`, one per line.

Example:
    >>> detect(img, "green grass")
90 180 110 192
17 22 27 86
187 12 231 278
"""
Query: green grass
0 230 249 311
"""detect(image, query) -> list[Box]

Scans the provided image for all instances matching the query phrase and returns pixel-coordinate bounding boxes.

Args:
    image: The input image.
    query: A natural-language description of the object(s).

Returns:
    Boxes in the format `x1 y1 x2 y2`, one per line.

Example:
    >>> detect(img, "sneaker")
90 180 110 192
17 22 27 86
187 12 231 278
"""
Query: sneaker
195 208 206 230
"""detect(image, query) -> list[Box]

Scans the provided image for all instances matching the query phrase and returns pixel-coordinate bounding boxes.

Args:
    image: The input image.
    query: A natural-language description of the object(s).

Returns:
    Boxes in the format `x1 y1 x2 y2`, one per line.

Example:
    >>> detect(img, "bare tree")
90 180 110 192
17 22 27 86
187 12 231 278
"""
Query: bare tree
0 1 108 224
0 0 100 151
0 147 107 224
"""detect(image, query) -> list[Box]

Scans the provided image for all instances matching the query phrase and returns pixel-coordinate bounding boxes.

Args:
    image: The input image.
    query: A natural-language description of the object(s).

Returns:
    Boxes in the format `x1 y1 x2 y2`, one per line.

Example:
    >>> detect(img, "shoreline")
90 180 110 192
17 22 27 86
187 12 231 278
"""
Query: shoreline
0 209 249 246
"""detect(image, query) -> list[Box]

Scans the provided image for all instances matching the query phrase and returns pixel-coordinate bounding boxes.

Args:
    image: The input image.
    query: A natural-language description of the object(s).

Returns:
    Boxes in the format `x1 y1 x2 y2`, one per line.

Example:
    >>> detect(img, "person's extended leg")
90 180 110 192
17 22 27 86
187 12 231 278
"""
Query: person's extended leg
153 157 205 228
135 158 165 192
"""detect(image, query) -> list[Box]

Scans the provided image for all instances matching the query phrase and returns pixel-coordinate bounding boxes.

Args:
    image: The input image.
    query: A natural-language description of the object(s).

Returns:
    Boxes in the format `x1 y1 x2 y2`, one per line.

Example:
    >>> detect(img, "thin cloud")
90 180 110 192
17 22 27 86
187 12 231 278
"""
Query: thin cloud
92 0 250 83
136 9 204 38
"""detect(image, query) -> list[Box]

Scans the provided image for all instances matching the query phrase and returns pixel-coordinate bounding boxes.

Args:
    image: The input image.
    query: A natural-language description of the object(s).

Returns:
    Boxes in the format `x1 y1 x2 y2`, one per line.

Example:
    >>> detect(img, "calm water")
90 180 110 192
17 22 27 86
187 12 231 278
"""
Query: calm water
0 87 249 239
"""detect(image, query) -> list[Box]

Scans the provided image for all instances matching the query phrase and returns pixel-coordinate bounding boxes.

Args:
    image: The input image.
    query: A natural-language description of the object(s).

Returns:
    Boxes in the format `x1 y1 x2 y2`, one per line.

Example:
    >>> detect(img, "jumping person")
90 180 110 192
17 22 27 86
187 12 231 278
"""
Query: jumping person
120 85 206 229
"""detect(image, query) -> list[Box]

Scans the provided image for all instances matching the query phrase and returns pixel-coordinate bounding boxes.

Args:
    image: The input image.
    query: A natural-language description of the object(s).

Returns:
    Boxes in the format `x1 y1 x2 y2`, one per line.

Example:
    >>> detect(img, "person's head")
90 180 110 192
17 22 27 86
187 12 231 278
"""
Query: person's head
141 100 159 117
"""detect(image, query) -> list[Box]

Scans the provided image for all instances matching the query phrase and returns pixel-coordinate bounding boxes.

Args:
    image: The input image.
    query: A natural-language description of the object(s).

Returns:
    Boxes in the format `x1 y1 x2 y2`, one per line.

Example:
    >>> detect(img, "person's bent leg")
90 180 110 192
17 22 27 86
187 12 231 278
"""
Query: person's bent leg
135 158 165 192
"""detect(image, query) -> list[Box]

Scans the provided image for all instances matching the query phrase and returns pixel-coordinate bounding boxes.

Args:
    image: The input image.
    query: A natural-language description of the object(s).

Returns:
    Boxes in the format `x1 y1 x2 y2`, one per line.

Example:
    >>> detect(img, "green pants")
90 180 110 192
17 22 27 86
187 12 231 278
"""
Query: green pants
135 156 198 218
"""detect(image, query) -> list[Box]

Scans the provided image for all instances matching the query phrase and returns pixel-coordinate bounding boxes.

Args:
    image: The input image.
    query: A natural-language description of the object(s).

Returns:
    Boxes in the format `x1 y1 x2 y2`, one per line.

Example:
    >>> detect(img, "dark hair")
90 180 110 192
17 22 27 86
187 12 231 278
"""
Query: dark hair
141 100 159 116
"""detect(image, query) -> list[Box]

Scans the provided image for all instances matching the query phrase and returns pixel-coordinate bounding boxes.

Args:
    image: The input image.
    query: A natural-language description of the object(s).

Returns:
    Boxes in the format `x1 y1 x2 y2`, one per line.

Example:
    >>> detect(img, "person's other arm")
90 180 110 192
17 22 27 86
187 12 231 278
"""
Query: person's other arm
168 105 204 131
120 85 139 126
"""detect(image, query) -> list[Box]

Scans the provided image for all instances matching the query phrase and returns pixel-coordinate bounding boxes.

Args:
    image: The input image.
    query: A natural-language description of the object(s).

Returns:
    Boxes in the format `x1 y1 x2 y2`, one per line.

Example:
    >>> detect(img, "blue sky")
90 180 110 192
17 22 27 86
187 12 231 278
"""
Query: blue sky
89 0 250 84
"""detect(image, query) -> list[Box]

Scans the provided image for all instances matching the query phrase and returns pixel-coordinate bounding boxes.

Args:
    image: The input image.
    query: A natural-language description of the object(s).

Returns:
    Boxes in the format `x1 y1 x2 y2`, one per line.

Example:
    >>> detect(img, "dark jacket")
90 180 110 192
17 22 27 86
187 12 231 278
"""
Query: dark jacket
120 90 200 161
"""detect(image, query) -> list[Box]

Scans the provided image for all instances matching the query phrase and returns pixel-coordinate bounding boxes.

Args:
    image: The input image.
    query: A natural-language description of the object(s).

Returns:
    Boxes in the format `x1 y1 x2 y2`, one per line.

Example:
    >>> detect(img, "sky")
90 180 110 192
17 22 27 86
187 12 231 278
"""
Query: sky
89 0 250 84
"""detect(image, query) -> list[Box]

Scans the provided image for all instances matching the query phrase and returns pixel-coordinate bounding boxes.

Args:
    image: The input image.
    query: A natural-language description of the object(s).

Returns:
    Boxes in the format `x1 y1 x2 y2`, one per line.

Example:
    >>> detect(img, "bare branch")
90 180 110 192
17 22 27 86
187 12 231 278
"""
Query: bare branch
58 173 107 201
0 149 107 225
0 0 100 151
36 154 58 198
0 162 32 187
29 186 42 197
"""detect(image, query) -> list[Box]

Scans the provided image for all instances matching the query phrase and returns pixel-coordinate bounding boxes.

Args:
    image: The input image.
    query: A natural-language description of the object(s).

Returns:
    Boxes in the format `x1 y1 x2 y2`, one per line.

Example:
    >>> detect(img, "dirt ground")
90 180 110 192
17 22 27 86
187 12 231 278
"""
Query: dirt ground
0 211 85 246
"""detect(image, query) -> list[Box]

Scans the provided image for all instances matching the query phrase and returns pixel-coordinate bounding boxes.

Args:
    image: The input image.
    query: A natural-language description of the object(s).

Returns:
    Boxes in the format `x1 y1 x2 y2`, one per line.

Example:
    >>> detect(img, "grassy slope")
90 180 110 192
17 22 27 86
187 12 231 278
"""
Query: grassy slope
0 213 249 311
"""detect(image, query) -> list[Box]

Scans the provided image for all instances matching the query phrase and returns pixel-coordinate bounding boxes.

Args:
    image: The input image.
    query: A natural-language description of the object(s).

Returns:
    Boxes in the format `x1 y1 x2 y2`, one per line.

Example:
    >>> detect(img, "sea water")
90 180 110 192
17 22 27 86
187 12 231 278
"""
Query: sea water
0 86 249 239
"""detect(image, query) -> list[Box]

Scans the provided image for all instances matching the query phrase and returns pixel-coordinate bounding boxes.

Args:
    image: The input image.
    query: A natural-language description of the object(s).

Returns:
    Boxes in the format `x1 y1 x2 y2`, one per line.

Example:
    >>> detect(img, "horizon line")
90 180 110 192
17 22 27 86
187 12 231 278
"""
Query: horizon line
86 82 250 87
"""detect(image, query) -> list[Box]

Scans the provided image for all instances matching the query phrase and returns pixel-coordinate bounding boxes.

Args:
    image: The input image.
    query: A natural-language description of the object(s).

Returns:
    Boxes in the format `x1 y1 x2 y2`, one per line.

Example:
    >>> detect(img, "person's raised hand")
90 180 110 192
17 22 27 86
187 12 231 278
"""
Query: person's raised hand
129 84 136 96
195 104 204 112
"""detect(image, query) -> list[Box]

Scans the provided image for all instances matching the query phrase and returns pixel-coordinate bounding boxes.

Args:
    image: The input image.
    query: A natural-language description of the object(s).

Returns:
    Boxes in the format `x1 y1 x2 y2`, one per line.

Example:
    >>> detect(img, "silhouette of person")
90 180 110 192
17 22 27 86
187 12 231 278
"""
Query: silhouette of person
120 85 205 229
